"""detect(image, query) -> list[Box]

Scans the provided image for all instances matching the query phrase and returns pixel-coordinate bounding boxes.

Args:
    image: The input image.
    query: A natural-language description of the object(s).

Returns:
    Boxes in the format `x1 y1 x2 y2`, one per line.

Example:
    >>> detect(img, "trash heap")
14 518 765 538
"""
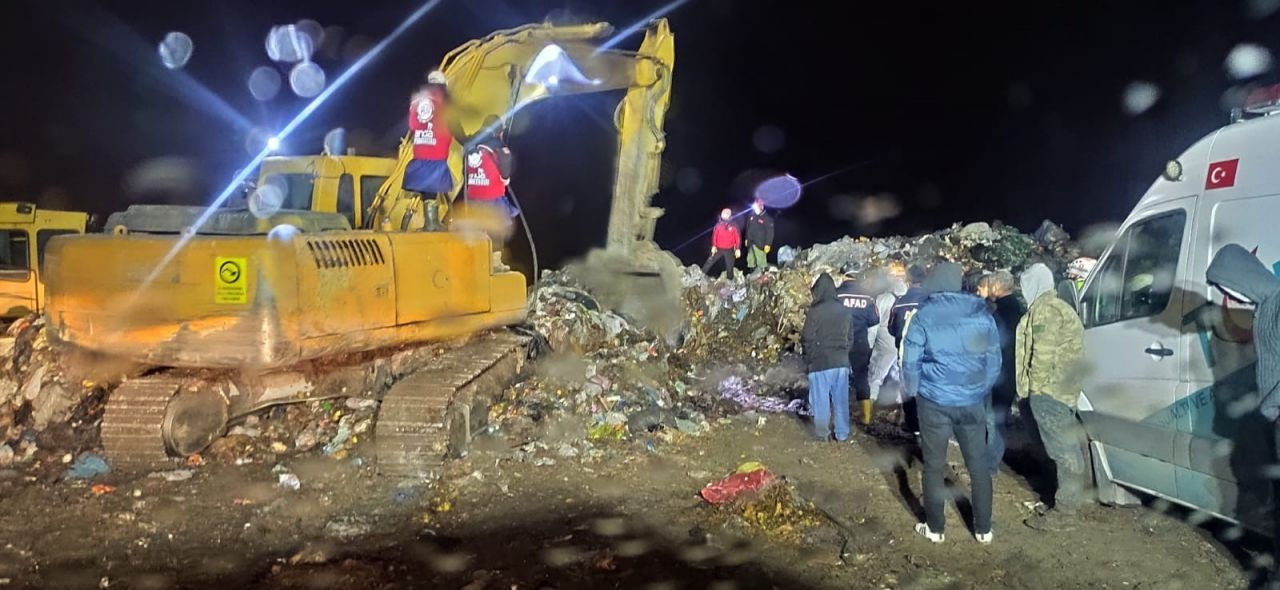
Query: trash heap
204 397 380 466
506 219 1078 450
792 220 1078 277
0 317 112 468
699 462 823 543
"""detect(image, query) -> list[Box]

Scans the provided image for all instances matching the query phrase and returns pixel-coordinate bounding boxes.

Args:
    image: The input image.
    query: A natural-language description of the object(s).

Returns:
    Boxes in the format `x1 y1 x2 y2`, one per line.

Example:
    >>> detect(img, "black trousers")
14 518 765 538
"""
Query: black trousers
702 250 736 278
918 396 992 535
849 345 872 401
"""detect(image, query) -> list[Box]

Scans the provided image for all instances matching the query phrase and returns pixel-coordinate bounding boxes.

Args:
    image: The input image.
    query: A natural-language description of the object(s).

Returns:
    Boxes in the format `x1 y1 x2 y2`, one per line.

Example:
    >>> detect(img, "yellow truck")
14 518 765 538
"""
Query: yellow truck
0 202 88 320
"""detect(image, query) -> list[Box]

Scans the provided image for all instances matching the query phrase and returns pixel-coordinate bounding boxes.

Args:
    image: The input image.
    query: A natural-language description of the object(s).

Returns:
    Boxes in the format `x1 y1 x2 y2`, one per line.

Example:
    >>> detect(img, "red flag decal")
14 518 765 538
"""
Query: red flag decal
1205 159 1240 190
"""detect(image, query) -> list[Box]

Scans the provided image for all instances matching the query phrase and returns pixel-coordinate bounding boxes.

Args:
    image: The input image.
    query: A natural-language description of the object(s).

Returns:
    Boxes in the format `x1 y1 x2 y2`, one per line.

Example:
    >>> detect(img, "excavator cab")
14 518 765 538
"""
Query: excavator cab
255 155 398 230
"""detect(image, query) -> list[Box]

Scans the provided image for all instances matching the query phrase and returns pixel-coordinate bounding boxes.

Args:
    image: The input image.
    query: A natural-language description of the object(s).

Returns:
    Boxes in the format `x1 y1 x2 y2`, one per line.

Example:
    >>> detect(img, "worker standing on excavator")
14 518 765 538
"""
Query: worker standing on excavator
702 208 741 279
403 71 454 200
465 116 514 212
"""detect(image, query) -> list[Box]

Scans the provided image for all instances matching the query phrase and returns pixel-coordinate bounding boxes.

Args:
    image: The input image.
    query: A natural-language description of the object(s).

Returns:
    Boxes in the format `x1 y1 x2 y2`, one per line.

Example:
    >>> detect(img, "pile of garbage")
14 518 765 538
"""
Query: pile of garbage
789 220 1077 277
205 397 380 465
0 318 116 468
700 462 823 543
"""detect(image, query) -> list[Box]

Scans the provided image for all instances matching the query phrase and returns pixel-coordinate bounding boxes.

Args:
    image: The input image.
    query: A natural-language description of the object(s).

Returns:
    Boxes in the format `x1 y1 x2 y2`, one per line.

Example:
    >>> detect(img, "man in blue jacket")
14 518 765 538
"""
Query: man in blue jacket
902 262 1001 545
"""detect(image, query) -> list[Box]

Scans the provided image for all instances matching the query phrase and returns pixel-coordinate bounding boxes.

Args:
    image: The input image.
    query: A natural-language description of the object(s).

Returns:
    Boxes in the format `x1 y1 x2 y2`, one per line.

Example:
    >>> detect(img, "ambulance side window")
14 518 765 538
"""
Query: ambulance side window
1082 210 1186 327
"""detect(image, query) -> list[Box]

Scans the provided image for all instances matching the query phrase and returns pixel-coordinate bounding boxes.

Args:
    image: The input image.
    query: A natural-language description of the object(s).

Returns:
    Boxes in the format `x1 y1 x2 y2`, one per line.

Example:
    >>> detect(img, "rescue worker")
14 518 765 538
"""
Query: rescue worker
743 199 775 272
1016 263 1087 532
461 115 517 241
902 262 1000 544
702 208 741 279
404 71 454 203
869 267 909 407
803 273 853 442
889 264 929 434
1206 244 1280 590
1056 256 1096 310
837 273 880 426
977 271 1025 475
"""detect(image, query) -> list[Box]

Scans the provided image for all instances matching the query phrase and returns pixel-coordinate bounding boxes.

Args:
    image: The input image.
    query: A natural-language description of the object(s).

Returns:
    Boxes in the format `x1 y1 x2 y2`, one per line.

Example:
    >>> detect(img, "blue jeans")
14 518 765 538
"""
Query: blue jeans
918 396 992 535
986 394 1006 475
809 367 851 441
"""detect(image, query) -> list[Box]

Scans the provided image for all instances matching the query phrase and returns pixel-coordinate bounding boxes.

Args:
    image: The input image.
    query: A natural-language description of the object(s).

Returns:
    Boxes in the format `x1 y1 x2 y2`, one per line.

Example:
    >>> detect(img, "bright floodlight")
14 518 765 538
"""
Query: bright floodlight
266 136 281 152
524 44 592 89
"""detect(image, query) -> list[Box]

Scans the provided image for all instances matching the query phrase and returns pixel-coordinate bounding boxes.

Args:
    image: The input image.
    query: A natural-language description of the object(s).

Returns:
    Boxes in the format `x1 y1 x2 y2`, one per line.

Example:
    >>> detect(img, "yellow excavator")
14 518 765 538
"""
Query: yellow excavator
40 19 678 475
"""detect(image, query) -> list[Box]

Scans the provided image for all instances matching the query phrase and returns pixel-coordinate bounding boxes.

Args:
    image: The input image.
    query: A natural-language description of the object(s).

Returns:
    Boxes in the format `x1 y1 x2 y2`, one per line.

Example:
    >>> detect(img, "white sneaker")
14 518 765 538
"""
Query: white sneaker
975 531 993 545
913 522 944 543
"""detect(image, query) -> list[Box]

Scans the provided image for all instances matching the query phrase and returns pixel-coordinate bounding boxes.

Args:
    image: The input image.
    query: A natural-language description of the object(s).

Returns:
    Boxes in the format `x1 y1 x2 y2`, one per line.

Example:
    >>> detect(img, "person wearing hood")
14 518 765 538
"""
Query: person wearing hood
702 208 742 279
744 199 775 272
890 264 930 434
902 262 1000 544
977 271 1025 475
1016 262 1087 532
869 269 909 405
1206 243 1280 589
837 273 881 426
802 273 854 442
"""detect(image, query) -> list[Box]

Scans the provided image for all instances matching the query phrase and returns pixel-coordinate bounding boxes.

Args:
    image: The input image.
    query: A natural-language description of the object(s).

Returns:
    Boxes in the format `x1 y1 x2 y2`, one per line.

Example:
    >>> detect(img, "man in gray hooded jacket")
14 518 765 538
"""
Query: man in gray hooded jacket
1207 243 1280 589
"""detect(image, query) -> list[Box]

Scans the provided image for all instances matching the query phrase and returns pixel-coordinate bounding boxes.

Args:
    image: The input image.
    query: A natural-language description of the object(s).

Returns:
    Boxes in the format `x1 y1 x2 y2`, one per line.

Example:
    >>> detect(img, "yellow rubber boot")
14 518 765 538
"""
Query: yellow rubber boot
861 400 873 425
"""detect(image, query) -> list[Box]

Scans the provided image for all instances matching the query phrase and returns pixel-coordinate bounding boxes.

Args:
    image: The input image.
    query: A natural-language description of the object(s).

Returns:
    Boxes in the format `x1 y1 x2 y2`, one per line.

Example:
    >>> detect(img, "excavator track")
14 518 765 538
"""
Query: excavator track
376 331 529 477
100 378 184 471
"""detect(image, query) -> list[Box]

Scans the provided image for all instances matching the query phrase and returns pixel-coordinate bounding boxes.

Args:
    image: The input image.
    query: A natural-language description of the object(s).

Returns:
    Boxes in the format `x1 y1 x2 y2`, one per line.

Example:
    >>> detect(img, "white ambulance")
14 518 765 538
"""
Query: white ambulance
1079 85 1280 531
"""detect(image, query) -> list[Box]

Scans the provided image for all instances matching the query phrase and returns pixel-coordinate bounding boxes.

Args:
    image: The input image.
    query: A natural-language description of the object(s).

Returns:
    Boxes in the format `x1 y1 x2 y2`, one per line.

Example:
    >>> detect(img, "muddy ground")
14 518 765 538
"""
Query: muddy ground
0 412 1263 589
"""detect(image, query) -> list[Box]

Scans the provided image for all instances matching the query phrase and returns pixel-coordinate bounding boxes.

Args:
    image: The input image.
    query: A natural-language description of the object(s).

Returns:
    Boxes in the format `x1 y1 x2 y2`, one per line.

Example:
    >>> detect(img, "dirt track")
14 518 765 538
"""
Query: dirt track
0 414 1259 589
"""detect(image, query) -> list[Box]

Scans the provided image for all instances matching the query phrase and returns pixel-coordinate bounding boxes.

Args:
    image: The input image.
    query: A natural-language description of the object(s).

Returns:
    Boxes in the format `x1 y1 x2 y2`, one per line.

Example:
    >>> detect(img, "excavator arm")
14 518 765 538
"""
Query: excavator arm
367 19 676 270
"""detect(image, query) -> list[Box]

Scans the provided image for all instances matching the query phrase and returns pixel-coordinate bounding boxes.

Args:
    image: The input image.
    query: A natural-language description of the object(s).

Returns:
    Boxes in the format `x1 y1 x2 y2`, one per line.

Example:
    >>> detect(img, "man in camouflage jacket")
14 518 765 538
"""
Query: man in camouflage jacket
1016 263 1087 532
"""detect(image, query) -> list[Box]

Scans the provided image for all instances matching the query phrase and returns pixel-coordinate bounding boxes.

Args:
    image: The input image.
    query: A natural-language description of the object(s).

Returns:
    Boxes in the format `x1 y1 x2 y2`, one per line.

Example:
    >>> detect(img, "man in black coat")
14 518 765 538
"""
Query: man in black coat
803 273 853 441
744 199 775 272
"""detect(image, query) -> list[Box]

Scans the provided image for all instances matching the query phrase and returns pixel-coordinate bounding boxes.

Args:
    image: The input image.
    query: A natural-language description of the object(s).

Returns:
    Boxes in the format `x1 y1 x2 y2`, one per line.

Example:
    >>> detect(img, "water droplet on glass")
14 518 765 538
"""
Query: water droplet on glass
289 61 326 98
676 168 703 195
320 26 346 60
295 19 325 49
248 66 282 101
1225 44 1273 80
1122 81 1161 116
158 31 194 70
249 182 285 219
752 125 785 154
266 24 316 63
1246 0 1280 19
753 174 802 209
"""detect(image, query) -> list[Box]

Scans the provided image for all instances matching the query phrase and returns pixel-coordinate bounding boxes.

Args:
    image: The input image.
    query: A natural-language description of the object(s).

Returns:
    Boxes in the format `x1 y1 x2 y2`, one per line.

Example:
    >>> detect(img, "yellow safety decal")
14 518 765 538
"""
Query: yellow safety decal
215 257 247 304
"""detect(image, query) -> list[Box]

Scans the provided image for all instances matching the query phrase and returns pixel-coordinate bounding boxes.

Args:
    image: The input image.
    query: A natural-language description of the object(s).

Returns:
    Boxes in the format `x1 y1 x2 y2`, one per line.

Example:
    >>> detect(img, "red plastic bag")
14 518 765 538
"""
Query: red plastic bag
700 468 775 504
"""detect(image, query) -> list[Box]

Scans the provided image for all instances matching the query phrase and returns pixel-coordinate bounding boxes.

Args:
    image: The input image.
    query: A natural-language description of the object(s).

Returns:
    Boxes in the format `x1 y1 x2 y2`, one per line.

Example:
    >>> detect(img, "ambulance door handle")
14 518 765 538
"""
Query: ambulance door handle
1144 343 1174 360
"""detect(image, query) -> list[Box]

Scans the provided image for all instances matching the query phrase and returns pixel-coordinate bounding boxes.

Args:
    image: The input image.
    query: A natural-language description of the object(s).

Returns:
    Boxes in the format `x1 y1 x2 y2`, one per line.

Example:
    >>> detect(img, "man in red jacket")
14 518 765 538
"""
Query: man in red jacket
702 208 741 279
403 71 454 199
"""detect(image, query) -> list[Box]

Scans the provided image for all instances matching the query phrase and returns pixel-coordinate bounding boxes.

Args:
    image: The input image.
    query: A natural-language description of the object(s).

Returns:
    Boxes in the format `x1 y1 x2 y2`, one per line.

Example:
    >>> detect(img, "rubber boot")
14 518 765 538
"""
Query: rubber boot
861 400 873 426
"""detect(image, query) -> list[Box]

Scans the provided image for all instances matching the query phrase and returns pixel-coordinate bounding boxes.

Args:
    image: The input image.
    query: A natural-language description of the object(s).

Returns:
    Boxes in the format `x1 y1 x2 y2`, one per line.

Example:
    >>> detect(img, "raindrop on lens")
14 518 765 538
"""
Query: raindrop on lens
289 62 326 98
1121 81 1161 116
1225 44 1273 80
249 182 285 219
295 19 325 48
266 24 315 63
158 31 194 69
752 125 785 154
248 66 282 101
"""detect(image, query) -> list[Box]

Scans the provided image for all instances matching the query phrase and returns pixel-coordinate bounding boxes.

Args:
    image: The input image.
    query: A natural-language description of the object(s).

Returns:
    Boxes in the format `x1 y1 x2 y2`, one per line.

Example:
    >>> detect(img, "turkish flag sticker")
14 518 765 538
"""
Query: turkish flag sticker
1205 159 1240 190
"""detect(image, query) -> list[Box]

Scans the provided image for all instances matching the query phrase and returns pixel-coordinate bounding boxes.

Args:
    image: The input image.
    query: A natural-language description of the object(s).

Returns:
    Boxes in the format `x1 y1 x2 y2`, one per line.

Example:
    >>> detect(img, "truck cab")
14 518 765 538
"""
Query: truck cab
256 155 398 229
0 202 89 320
1079 85 1280 532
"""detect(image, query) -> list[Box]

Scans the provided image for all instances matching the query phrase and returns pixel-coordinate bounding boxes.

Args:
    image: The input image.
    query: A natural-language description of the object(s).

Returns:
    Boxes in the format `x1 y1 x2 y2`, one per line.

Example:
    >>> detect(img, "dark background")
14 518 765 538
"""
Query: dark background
1 0 1277 268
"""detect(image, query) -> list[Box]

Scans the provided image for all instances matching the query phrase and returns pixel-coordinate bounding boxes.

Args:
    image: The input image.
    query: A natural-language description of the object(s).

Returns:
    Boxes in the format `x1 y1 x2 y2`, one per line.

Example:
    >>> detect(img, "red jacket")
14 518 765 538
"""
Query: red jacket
408 88 451 161
712 221 741 250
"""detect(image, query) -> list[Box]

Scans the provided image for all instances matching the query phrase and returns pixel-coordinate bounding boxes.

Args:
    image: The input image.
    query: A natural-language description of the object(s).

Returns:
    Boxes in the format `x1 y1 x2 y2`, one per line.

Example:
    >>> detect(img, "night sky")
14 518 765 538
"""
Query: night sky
1 0 1278 269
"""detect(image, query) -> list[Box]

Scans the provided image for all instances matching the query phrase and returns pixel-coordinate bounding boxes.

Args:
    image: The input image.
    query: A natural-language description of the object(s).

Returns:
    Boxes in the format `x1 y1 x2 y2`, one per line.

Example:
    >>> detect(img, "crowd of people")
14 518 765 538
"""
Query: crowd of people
799 256 1095 544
